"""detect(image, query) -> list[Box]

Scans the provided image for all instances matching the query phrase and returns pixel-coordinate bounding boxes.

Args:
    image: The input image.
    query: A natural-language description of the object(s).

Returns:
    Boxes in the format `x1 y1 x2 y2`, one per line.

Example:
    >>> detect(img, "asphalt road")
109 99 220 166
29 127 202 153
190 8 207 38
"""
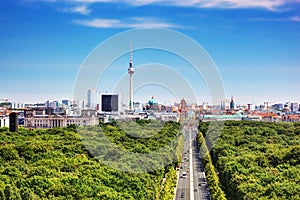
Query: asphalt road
175 127 211 200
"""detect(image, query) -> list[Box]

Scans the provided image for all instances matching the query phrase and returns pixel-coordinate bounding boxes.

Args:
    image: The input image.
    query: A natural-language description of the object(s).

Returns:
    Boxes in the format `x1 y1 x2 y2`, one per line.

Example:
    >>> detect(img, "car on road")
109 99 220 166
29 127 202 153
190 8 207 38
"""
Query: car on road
180 192 185 198
198 182 208 186
181 171 187 178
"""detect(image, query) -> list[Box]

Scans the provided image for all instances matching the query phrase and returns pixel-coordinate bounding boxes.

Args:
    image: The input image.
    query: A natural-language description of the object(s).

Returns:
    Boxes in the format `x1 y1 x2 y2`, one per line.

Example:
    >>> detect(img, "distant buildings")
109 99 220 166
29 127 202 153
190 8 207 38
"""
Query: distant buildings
11 103 25 109
291 103 299 113
62 99 72 107
247 104 255 111
87 89 99 110
230 96 235 111
272 103 284 110
144 96 159 111
24 107 98 128
133 102 142 111
0 116 9 128
2 89 300 129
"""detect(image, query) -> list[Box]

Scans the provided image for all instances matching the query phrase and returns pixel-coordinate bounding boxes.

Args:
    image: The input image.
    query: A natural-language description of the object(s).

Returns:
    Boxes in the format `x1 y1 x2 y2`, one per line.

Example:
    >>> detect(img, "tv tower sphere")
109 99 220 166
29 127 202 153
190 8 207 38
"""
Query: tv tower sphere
128 66 134 74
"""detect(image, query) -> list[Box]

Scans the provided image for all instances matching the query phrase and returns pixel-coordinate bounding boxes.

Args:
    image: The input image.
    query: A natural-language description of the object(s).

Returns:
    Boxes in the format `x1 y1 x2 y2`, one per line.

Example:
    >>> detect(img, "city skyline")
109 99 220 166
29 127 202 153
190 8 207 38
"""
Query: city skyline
1 1 300 104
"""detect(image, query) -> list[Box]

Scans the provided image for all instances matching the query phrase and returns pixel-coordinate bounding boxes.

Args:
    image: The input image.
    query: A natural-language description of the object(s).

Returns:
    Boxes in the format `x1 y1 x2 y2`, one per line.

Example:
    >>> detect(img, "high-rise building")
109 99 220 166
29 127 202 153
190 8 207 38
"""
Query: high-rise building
87 89 98 109
100 93 119 112
220 100 226 111
127 41 134 111
9 112 18 132
230 96 235 110
74 99 85 110
291 103 299 113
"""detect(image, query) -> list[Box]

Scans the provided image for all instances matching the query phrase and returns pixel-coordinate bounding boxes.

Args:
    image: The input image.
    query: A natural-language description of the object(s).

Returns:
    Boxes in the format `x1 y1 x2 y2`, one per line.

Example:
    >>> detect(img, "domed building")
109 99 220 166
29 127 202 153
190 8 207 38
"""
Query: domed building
145 96 158 111
148 96 158 106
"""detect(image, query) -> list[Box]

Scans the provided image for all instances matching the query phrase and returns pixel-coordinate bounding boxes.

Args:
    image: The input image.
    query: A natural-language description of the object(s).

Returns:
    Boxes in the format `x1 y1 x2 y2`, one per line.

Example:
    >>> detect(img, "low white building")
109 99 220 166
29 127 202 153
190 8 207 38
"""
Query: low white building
24 108 98 128
25 116 98 128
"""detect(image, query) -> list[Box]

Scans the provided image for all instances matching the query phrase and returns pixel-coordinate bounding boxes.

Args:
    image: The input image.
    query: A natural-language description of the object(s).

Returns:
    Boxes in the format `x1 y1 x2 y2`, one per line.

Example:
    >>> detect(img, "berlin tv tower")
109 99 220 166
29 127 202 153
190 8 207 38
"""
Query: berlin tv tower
128 41 134 111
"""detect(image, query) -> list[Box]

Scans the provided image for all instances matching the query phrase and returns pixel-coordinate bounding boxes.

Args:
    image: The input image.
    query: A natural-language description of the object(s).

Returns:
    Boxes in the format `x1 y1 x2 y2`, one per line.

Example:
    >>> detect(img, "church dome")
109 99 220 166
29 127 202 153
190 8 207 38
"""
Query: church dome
148 96 157 106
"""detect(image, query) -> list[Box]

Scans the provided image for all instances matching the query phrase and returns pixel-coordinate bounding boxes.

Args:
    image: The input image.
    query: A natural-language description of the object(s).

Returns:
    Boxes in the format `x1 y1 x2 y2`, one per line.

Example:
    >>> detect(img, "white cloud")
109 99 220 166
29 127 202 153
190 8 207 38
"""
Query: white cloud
74 19 121 28
141 0 294 10
290 16 300 22
64 0 300 10
60 5 91 15
197 0 284 10
250 15 300 22
73 17 178 28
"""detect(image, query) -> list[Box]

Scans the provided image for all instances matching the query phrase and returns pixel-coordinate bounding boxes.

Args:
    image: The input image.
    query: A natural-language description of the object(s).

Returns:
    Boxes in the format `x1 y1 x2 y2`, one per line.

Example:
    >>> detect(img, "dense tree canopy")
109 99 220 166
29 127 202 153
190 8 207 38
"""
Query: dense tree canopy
197 130 226 200
0 120 182 199
199 121 300 200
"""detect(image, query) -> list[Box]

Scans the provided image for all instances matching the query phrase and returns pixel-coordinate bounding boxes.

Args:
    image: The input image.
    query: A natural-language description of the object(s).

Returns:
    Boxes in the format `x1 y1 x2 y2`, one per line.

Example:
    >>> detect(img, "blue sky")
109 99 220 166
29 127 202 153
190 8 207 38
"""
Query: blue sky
0 0 300 105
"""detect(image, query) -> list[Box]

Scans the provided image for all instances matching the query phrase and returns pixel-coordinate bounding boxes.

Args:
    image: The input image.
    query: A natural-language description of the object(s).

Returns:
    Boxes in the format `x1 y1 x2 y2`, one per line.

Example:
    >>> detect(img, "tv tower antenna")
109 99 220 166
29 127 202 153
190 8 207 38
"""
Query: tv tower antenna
127 40 134 111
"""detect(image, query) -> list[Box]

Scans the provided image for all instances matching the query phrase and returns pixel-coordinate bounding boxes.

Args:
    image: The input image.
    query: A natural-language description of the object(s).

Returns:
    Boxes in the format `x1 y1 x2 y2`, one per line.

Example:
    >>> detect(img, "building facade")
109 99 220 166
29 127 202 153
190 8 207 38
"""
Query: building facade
100 93 119 112
24 108 98 128
291 103 299 113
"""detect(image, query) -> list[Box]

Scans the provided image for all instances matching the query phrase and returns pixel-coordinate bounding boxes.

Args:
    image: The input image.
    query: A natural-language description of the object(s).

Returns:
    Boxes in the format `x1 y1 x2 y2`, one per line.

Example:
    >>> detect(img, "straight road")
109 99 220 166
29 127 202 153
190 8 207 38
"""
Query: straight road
175 124 211 200
191 130 211 200
175 129 190 200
